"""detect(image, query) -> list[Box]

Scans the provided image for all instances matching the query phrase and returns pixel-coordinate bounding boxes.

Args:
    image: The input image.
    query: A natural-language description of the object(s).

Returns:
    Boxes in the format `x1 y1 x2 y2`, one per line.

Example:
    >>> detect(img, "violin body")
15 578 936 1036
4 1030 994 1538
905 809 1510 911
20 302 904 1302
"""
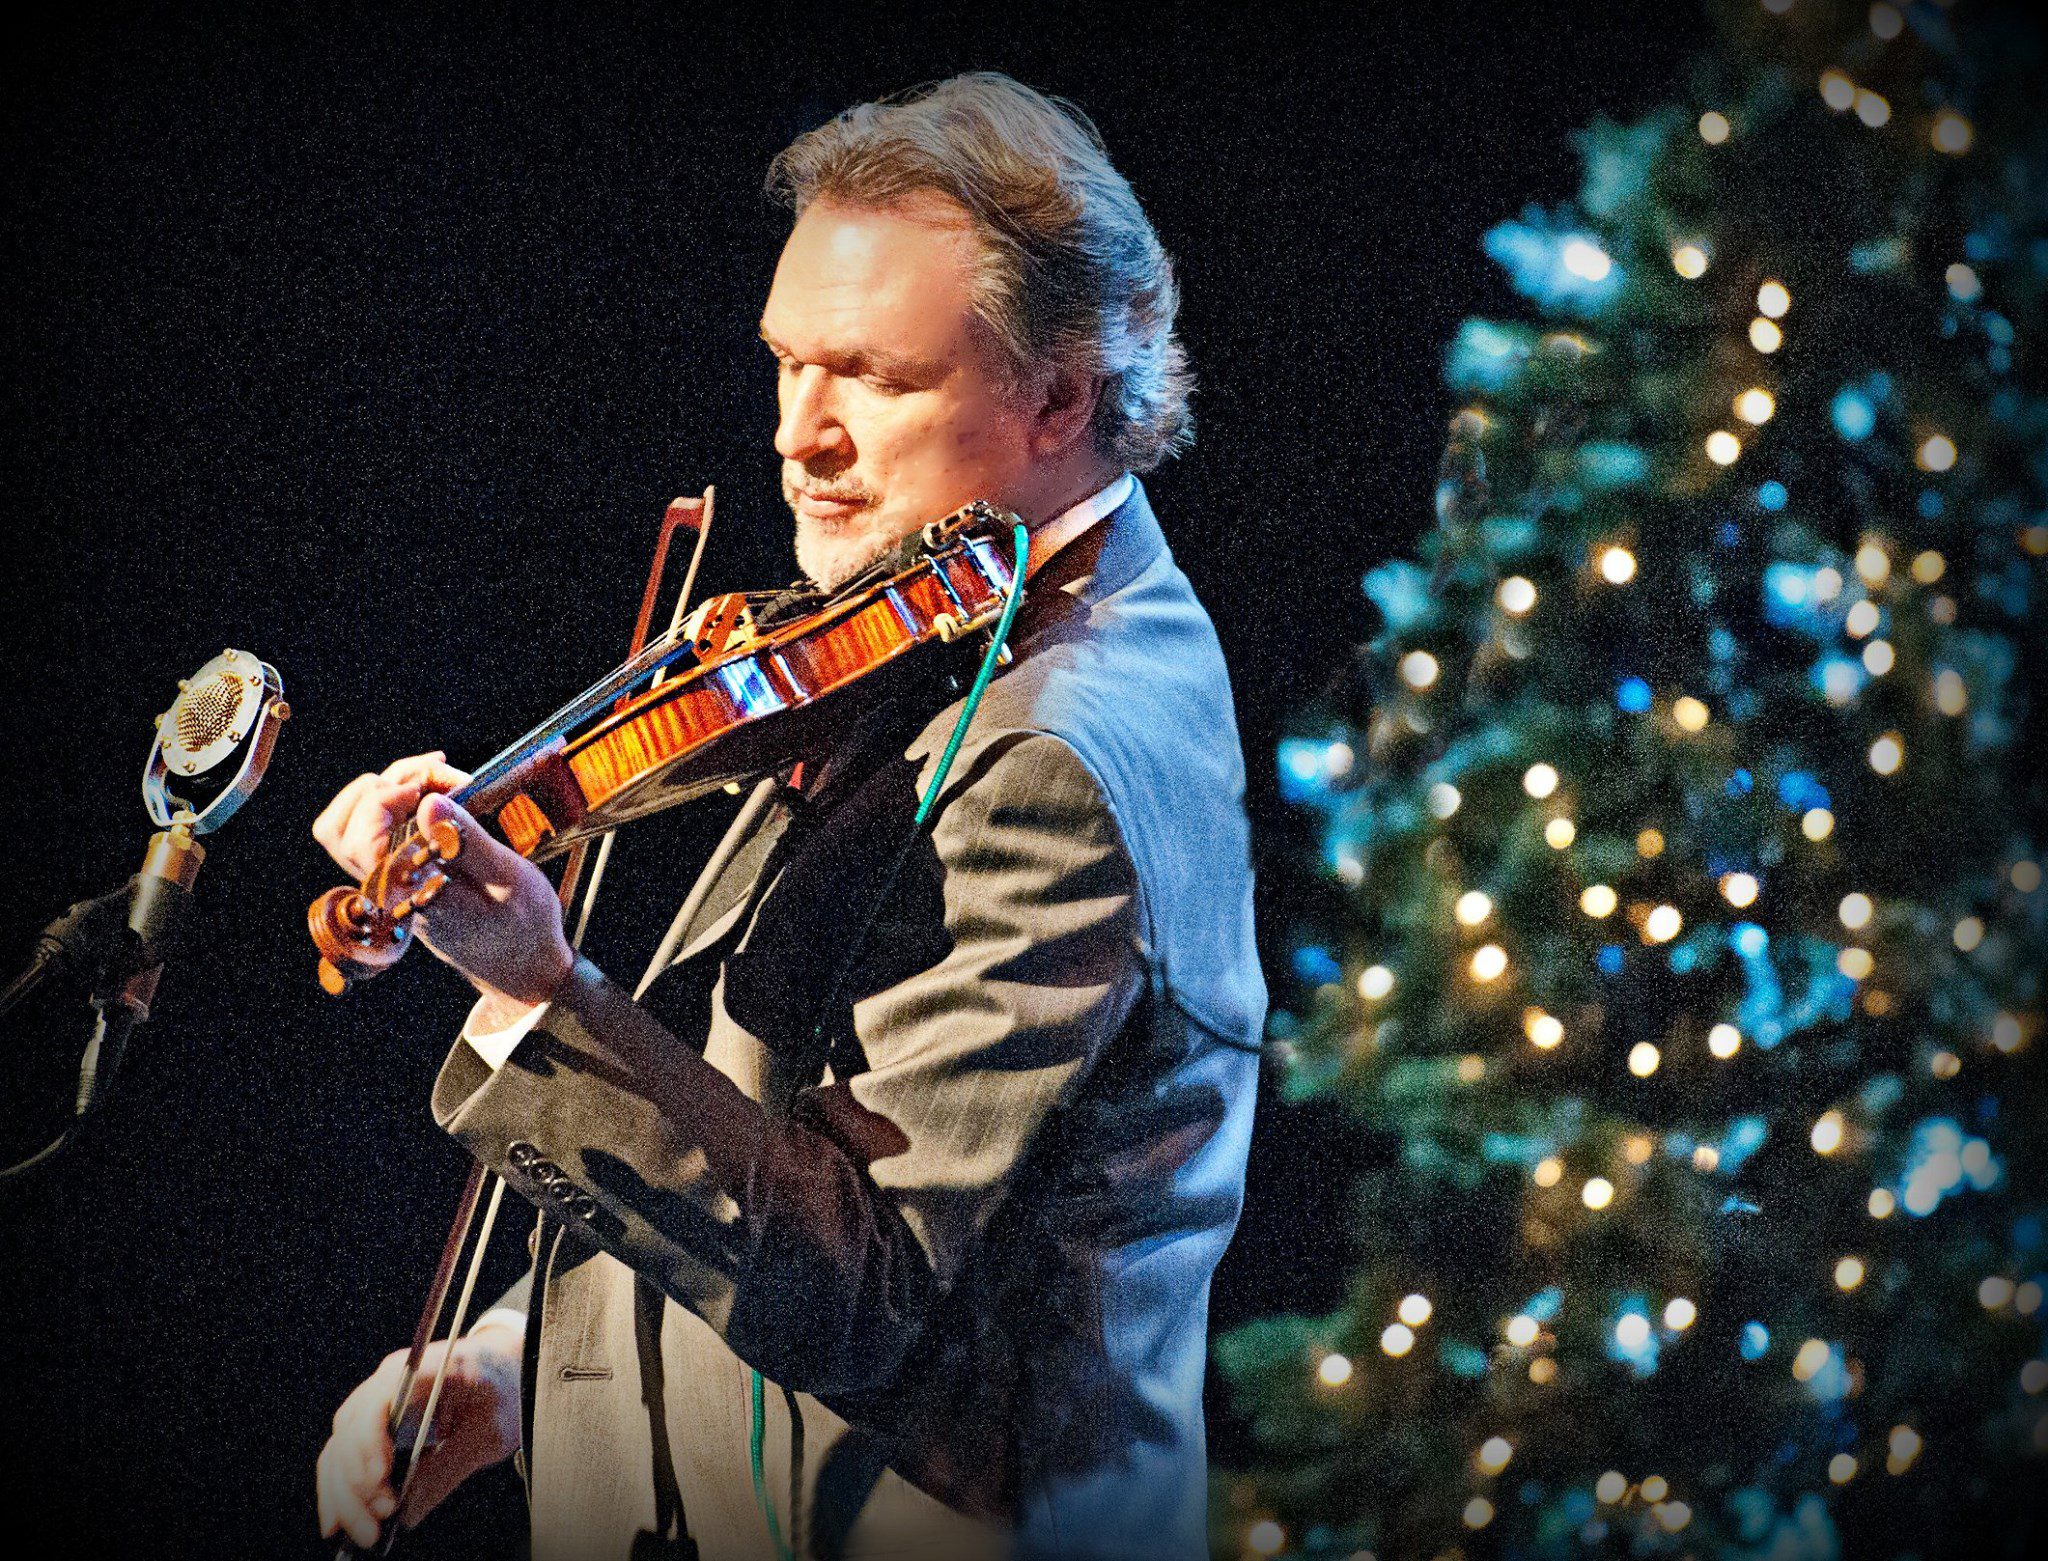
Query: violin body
309 499 1021 996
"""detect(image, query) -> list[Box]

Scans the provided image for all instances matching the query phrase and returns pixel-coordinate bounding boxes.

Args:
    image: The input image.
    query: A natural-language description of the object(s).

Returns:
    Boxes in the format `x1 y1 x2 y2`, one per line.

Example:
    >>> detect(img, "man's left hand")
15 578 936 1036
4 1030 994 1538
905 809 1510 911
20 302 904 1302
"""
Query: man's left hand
408 791 575 1009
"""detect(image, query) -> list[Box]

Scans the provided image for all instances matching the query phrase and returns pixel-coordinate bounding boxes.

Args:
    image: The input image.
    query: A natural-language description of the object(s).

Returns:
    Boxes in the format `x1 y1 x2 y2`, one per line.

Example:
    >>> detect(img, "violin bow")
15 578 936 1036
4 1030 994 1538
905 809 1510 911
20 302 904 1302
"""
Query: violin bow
338 489 715 1559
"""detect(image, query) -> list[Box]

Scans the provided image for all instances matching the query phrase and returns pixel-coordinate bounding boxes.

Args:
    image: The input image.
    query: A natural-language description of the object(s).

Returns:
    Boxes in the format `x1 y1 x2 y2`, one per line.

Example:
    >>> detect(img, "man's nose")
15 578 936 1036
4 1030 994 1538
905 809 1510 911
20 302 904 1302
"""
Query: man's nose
774 365 849 463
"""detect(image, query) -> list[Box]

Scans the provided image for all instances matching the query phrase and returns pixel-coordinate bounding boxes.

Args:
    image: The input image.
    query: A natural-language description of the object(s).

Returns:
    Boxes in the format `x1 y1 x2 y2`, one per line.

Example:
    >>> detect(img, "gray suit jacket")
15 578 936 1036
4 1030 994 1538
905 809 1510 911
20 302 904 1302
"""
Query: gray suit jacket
431 480 1265 1560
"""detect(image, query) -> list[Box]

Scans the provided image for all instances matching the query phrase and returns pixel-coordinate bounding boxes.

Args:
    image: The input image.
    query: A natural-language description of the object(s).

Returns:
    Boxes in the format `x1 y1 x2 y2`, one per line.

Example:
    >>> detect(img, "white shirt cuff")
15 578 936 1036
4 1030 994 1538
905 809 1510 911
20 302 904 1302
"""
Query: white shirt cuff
461 994 551 1070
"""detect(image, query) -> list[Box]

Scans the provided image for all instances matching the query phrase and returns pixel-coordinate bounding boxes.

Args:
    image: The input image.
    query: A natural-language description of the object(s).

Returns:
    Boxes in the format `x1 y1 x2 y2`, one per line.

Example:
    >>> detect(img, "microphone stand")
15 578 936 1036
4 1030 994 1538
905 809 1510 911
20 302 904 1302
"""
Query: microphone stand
0 819 206 1180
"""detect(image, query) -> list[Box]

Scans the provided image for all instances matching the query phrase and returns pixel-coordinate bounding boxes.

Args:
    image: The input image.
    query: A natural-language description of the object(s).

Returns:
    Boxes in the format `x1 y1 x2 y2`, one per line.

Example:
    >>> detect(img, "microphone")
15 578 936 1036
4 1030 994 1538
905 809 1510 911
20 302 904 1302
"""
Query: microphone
1 649 288 1177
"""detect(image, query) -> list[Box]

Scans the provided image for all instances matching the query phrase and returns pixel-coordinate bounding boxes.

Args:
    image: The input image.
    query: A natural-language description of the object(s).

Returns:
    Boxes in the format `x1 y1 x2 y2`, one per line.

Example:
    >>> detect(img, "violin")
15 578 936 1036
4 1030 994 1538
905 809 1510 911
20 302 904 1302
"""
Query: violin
308 497 1024 997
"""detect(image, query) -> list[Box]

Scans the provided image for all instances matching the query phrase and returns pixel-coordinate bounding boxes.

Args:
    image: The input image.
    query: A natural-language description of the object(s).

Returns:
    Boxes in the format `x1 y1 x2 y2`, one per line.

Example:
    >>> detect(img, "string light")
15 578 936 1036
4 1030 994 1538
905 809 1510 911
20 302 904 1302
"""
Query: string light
1545 817 1576 849
1595 1472 1628 1504
1562 239 1612 281
1854 542 1890 584
1839 892 1875 931
1869 733 1904 775
1854 89 1891 128
1429 782 1462 818
1400 649 1441 689
1615 1313 1652 1349
1639 1475 1669 1503
1457 1054 1487 1083
1931 110 1975 154
1820 70 1857 111
1380 1323 1415 1357
1845 600 1881 638
1838 947 1874 981
1912 548 1947 583
1992 1012 2023 1053
1869 1188 1896 1218
1735 388 1776 424
1581 884 1618 918
1803 807 1836 842
1980 1276 2016 1310
1706 430 1743 465
1637 827 1666 859
1630 1042 1662 1077
1476 1437 1514 1475
1524 762 1560 798
1945 264 1980 302
1673 696 1710 731
1598 545 1638 584
1813 566 1844 601
1721 873 1759 908
1247 1520 1285 1557
1863 639 1894 676
1399 1293 1434 1327
1931 1049 1962 1079
1583 1177 1616 1210
1709 1023 1743 1059
1672 244 1709 279
1757 280 1791 318
1750 317 1783 352
2023 1361 2048 1395
1525 1007 1565 1049
1869 3 1904 39
1529 1356 1557 1384
1665 1297 1697 1330
1358 963 1395 999
1498 575 1538 614
1534 1156 1564 1188
1917 434 1957 472
1317 1352 1354 1387
1471 944 1508 981
1830 1453 1860 1484
1623 1134 1654 1165
1835 1256 1867 1291
1812 1111 1847 1155
1457 890 1495 926
1888 1425 1923 1475
1654 1501 1693 1534
1506 1313 1541 1346
1698 111 1731 144
1645 904 1682 943
1464 1497 1495 1531
2014 860 2043 893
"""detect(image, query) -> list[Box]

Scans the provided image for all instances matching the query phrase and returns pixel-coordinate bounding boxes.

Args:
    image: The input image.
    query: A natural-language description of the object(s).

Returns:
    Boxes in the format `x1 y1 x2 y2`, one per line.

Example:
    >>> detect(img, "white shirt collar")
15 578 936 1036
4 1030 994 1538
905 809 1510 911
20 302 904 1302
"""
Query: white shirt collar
1026 471 1134 580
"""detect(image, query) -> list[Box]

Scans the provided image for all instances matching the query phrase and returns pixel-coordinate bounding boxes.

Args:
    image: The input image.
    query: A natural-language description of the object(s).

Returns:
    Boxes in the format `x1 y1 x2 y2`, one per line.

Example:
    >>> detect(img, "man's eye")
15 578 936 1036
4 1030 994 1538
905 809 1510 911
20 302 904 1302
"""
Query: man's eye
861 374 908 394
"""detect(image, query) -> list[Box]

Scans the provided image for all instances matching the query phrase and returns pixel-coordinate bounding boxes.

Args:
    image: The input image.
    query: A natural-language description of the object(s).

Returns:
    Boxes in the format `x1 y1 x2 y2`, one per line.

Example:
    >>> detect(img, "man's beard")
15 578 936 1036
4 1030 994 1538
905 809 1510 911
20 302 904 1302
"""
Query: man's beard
785 475 892 593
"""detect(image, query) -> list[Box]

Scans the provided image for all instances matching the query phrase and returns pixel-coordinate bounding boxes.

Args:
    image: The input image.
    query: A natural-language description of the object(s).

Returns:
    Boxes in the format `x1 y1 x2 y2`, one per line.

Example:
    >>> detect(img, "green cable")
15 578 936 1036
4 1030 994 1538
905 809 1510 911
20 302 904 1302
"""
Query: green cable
749 520 1029 1561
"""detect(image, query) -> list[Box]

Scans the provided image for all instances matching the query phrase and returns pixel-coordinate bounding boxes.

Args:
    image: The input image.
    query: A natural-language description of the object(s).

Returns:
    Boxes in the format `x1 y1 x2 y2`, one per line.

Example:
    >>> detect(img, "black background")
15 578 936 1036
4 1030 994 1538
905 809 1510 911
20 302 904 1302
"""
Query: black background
0 3 1704 1555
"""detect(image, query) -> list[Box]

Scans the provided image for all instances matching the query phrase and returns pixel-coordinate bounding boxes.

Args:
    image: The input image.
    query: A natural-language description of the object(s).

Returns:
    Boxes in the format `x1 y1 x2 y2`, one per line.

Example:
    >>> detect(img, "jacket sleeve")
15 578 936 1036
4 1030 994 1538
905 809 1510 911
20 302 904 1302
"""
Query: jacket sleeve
429 730 1144 1394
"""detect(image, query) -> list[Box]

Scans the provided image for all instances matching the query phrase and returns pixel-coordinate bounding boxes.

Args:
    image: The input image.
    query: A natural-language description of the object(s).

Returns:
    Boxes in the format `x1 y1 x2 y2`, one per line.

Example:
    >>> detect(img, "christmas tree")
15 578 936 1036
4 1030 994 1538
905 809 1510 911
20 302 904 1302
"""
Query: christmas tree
1217 2 2046 1556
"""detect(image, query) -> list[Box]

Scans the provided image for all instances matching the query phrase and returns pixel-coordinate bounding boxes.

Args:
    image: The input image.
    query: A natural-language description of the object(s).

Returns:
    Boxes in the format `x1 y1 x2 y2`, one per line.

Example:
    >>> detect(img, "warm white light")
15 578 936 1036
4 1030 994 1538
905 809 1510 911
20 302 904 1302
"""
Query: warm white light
1664 1297 1697 1331
1562 239 1613 281
1869 1188 1896 1218
1889 1425 1924 1473
1721 873 1759 908
1793 1338 1832 1381
1854 89 1891 128
1931 110 1975 154
1931 1050 1962 1080
1735 388 1776 425
1429 782 1462 819
1654 1501 1693 1534
1615 1313 1652 1349
1757 280 1791 318
1581 884 1618 918
1359 963 1396 1000
1869 3 1904 39
1993 1012 2024 1053
1456 890 1494 927
1869 733 1904 775
1709 1023 1743 1059
1863 639 1895 676
1525 1008 1565 1050
1820 70 1857 111
1945 264 1980 302
1401 649 1441 689
1803 807 1836 842
1830 1453 1860 1484
1380 1323 1415 1357
1839 892 1875 931
1917 434 1957 472
1706 430 1743 465
1812 1110 1847 1155
1595 1471 1628 1504
2016 860 2044 893
1318 1352 1354 1387
1598 545 1638 584
1750 317 1783 353
1698 111 1731 145
1523 762 1560 799
1982 1276 2017 1310
1471 944 1508 981
1673 696 1710 732
1854 541 1890 584
1498 575 1538 614
1845 599 1881 638
1672 244 1709 279
1838 947 1874 981
1835 1255 1867 1291
1533 1156 1564 1188
1583 1177 1616 1210
1813 567 1843 601
1545 817 1576 849
1464 1497 1495 1531
1477 1436 1514 1475
1645 904 1683 943
1505 1313 1540 1347
1399 1293 1434 1328
1912 548 1946 583
1248 1520 1285 1557
1629 1042 1662 1077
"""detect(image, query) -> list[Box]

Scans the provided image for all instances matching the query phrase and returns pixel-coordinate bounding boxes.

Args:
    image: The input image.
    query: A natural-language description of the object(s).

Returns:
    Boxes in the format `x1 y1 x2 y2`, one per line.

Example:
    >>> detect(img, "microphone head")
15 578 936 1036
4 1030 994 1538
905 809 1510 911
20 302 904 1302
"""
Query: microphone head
143 649 288 833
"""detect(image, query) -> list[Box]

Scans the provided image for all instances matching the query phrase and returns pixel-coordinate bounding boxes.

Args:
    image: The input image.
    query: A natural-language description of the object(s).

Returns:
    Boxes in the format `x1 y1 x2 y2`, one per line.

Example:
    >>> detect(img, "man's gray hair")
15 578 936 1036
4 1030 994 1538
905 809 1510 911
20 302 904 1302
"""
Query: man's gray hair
766 72 1193 472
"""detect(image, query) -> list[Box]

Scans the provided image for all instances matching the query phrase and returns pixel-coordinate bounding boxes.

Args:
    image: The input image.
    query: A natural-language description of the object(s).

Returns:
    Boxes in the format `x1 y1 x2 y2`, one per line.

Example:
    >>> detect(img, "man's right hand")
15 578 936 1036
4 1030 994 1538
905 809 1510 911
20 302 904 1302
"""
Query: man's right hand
316 1321 524 1548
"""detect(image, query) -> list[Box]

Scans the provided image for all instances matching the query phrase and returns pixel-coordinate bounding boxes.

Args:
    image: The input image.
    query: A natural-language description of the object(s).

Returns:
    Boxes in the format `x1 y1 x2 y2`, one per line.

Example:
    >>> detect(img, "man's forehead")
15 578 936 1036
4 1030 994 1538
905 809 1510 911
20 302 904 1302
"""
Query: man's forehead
760 196 982 351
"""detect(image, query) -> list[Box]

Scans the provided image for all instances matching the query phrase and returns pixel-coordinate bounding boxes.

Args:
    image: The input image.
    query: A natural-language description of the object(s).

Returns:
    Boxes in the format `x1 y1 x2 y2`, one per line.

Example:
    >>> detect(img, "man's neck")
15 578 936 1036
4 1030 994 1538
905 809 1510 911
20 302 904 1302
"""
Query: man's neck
1014 456 1124 529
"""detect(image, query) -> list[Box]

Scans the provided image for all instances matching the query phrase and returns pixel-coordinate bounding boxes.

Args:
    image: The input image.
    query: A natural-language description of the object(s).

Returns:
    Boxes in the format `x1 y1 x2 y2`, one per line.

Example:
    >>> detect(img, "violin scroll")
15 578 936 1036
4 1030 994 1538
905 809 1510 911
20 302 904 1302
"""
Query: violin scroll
309 815 462 995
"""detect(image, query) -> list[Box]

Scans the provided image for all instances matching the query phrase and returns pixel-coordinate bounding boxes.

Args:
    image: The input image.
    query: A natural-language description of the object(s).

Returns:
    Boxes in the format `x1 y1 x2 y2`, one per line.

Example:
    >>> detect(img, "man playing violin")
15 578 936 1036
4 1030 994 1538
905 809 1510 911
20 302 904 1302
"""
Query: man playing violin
314 73 1263 1560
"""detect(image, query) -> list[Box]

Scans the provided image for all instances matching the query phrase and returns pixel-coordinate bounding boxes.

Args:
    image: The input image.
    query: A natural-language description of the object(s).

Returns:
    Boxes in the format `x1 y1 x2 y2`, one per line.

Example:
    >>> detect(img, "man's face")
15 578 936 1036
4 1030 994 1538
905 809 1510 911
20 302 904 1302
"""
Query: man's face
760 194 1041 591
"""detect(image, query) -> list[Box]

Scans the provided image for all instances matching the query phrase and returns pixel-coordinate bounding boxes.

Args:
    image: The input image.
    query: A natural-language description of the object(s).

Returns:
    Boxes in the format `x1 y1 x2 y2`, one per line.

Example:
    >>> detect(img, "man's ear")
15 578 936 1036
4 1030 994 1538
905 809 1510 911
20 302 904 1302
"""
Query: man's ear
1030 364 1104 456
